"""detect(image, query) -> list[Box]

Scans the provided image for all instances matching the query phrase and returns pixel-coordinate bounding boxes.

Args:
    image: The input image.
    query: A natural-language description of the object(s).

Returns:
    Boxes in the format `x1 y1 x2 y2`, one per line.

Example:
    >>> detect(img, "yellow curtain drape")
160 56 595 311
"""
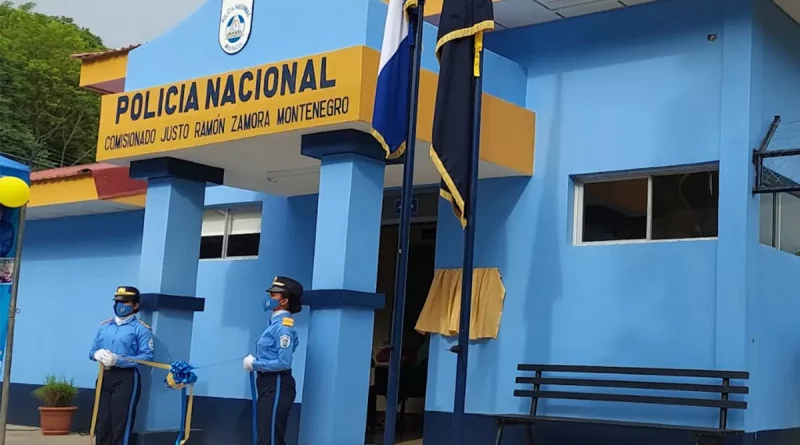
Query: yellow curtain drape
414 268 505 340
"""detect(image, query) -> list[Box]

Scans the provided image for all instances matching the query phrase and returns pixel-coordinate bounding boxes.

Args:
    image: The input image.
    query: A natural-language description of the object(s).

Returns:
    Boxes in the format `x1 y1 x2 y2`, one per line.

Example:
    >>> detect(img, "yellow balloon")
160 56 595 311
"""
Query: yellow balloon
0 176 31 208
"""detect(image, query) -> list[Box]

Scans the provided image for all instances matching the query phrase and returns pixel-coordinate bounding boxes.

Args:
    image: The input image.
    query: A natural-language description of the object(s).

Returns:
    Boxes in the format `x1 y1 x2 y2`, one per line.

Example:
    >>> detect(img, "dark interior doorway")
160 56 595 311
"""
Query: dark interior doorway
365 221 437 444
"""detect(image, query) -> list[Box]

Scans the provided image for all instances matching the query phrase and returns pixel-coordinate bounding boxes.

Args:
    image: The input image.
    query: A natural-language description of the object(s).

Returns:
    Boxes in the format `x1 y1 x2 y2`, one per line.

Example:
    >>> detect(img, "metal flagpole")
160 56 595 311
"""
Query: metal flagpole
383 2 425 444
451 39 485 445
0 205 28 445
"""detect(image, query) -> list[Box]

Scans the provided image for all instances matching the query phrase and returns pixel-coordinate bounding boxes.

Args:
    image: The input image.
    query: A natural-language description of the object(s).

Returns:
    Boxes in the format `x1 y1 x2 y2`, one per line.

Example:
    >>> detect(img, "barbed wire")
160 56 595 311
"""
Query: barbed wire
766 119 800 151
760 119 800 190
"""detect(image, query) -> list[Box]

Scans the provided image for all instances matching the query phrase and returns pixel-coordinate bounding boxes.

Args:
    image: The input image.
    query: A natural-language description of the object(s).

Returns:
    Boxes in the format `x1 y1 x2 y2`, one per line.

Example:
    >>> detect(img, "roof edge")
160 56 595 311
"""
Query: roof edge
71 44 141 63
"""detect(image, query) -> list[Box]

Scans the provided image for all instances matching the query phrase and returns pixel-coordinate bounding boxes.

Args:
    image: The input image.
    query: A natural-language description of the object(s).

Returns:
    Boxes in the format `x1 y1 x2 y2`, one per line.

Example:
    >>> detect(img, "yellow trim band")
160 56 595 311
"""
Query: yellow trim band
429 146 467 228
370 129 407 160
474 31 484 77
434 20 495 60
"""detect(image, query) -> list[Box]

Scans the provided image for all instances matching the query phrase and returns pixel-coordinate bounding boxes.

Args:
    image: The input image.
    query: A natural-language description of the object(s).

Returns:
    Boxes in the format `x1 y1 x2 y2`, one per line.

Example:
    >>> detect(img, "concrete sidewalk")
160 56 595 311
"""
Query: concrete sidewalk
5 426 85 445
3 426 424 445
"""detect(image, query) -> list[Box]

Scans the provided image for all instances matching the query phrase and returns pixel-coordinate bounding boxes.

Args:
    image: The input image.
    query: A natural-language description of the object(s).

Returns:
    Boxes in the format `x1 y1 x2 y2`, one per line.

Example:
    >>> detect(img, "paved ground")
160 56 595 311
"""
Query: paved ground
5 426 85 445
3 426 424 445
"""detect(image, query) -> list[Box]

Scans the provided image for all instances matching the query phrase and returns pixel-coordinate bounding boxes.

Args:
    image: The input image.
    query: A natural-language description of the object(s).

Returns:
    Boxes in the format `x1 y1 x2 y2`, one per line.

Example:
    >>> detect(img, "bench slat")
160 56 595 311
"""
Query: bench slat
516 377 749 395
517 364 749 380
495 414 744 435
513 390 747 409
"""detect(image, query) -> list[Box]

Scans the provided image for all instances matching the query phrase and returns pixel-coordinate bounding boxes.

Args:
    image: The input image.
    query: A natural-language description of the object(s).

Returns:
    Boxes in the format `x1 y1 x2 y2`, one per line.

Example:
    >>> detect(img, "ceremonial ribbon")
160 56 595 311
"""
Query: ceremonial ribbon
89 359 198 445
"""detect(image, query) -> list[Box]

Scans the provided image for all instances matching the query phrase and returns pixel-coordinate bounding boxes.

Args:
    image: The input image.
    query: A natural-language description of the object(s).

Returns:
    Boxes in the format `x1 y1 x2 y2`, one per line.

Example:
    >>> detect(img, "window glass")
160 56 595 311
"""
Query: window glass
227 233 261 257
779 192 800 255
200 236 224 259
759 194 775 247
229 208 262 235
201 209 227 237
651 171 719 240
581 178 647 242
199 205 262 259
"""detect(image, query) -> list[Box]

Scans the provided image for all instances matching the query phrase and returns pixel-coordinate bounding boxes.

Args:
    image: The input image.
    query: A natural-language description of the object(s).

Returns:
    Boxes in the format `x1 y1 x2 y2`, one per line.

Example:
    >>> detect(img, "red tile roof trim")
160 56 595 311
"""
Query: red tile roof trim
31 163 147 201
71 44 141 63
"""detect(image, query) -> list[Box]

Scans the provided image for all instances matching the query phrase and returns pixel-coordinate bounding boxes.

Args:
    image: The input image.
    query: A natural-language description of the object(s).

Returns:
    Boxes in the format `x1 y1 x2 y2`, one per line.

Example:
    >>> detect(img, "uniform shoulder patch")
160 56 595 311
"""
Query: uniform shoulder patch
138 320 151 330
279 334 291 349
100 318 113 325
281 317 294 327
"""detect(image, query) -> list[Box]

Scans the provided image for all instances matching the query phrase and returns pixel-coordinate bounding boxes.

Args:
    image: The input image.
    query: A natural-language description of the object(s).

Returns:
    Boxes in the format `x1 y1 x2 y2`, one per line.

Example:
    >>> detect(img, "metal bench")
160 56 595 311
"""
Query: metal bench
495 364 749 445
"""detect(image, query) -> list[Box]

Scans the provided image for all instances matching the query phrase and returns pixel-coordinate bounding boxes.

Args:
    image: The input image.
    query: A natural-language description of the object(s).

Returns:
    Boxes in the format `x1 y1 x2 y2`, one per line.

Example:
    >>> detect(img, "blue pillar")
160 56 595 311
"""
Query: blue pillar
715 0 761 371
298 131 386 445
715 0 762 432
128 157 223 443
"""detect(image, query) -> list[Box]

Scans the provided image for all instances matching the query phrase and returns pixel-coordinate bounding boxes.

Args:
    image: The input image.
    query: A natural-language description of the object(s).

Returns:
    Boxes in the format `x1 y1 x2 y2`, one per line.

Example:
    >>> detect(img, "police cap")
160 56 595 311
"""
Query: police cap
113 286 141 303
267 276 303 314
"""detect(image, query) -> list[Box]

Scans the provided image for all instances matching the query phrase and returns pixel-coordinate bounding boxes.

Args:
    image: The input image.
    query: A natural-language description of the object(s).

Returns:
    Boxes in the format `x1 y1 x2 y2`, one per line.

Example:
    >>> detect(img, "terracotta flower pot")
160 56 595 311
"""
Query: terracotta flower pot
38 406 77 435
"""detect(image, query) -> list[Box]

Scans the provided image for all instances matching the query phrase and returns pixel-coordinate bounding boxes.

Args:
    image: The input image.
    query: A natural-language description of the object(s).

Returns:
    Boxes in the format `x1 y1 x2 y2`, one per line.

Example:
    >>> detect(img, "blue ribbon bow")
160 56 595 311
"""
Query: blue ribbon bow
165 360 197 389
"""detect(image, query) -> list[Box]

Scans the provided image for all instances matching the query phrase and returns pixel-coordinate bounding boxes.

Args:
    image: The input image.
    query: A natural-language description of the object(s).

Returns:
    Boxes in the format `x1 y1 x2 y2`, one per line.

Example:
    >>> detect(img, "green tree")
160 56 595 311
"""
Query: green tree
0 1 106 170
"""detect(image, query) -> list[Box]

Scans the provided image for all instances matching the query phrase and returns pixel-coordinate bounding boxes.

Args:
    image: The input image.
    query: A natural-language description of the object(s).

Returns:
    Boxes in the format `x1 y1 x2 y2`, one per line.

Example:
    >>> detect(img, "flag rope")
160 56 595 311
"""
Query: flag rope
88 356 245 445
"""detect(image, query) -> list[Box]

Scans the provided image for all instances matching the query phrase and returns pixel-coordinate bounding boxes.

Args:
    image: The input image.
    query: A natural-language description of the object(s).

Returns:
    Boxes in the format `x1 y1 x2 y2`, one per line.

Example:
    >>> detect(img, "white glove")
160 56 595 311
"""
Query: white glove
243 354 255 371
93 349 108 363
94 349 115 367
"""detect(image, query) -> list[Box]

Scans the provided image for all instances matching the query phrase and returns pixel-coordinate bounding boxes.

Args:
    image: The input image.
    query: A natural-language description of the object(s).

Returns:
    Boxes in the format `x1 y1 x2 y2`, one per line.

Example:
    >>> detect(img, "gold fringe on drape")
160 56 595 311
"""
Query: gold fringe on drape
415 268 505 340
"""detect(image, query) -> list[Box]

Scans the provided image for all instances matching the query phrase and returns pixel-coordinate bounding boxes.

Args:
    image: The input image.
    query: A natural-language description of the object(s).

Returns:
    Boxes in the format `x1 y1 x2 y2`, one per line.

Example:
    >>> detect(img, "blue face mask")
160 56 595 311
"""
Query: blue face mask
263 296 279 312
114 302 134 317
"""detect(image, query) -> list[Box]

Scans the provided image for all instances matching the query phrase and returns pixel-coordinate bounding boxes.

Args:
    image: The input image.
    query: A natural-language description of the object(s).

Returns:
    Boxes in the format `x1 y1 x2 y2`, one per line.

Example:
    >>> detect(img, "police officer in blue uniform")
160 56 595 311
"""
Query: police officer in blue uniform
89 286 154 445
244 276 303 445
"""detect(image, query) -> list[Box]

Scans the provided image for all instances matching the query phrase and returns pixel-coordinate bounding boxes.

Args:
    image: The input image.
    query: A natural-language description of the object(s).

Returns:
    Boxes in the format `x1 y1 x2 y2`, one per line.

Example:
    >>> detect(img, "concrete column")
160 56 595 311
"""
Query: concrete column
298 131 386 445
715 0 761 371
715 0 762 432
128 157 223 444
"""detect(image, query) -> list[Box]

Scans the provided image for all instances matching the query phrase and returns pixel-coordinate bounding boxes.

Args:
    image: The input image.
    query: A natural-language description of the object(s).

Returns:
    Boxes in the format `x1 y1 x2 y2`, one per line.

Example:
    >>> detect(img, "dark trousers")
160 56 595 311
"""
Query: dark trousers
95 367 141 445
256 371 296 445
367 384 377 429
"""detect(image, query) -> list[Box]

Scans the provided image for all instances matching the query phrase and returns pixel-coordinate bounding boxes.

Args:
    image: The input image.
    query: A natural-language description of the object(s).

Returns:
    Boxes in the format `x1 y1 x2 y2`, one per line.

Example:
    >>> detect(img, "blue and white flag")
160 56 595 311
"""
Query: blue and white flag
371 0 418 159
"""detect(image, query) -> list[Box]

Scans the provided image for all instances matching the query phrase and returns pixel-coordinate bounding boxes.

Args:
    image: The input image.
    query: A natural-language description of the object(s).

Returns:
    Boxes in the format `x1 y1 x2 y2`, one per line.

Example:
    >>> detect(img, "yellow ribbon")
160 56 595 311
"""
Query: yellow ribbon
89 359 195 445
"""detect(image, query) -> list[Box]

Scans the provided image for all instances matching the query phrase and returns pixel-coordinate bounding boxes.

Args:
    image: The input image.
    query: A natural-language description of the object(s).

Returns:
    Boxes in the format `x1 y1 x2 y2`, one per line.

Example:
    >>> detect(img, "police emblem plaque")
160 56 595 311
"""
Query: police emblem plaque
219 0 254 55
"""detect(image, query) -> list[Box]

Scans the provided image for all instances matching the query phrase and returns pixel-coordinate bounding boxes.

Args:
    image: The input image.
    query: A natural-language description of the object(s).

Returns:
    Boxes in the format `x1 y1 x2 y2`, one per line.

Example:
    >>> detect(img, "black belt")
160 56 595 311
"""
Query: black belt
104 366 135 373
258 370 292 376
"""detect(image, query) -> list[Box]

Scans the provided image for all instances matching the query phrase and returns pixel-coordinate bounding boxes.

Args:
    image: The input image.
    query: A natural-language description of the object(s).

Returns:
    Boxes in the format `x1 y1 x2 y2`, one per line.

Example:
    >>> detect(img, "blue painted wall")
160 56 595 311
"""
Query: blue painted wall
126 0 374 89
426 0 762 431
744 0 800 434
8 211 144 389
125 0 527 107
8 187 318 405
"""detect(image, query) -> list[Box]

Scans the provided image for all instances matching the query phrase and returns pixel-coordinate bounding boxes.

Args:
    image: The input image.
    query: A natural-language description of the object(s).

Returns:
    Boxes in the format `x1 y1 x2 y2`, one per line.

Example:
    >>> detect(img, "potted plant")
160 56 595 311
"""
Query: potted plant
32 375 78 435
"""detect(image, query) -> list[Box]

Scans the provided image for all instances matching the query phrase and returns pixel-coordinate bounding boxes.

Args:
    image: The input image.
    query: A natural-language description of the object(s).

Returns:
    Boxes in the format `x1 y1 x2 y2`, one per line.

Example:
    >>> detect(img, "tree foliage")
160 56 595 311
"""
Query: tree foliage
0 1 105 170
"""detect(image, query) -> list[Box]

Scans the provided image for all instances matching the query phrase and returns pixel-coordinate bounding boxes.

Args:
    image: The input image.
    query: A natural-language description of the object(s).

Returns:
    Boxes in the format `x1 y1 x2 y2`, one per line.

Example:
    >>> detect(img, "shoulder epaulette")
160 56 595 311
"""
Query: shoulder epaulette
100 318 113 325
138 320 151 329
282 317 294 328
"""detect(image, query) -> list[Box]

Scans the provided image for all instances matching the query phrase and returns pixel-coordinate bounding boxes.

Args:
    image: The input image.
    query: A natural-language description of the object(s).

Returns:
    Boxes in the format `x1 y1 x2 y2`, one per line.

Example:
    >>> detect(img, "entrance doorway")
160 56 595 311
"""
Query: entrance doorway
365 192 438 444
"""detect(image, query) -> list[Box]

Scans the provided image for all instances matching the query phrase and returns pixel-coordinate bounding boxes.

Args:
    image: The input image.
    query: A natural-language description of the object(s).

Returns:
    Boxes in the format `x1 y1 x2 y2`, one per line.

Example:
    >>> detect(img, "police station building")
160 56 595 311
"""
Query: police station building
5 0 800 444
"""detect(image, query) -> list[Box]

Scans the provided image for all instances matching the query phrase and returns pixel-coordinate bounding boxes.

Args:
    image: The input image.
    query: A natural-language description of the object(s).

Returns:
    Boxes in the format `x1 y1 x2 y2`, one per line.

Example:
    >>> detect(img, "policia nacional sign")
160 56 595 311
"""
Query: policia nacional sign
96 47 368 161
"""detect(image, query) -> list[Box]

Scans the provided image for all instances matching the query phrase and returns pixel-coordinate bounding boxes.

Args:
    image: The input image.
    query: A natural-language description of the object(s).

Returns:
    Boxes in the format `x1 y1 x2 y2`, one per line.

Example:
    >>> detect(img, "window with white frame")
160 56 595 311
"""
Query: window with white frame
760 192 800 255
199 205 262 259
574 168 720 244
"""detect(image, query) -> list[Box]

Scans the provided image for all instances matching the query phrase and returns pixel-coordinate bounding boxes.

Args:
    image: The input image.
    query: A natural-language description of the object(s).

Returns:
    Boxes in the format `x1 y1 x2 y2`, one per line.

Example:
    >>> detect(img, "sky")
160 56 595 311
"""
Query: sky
12 0 207 48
